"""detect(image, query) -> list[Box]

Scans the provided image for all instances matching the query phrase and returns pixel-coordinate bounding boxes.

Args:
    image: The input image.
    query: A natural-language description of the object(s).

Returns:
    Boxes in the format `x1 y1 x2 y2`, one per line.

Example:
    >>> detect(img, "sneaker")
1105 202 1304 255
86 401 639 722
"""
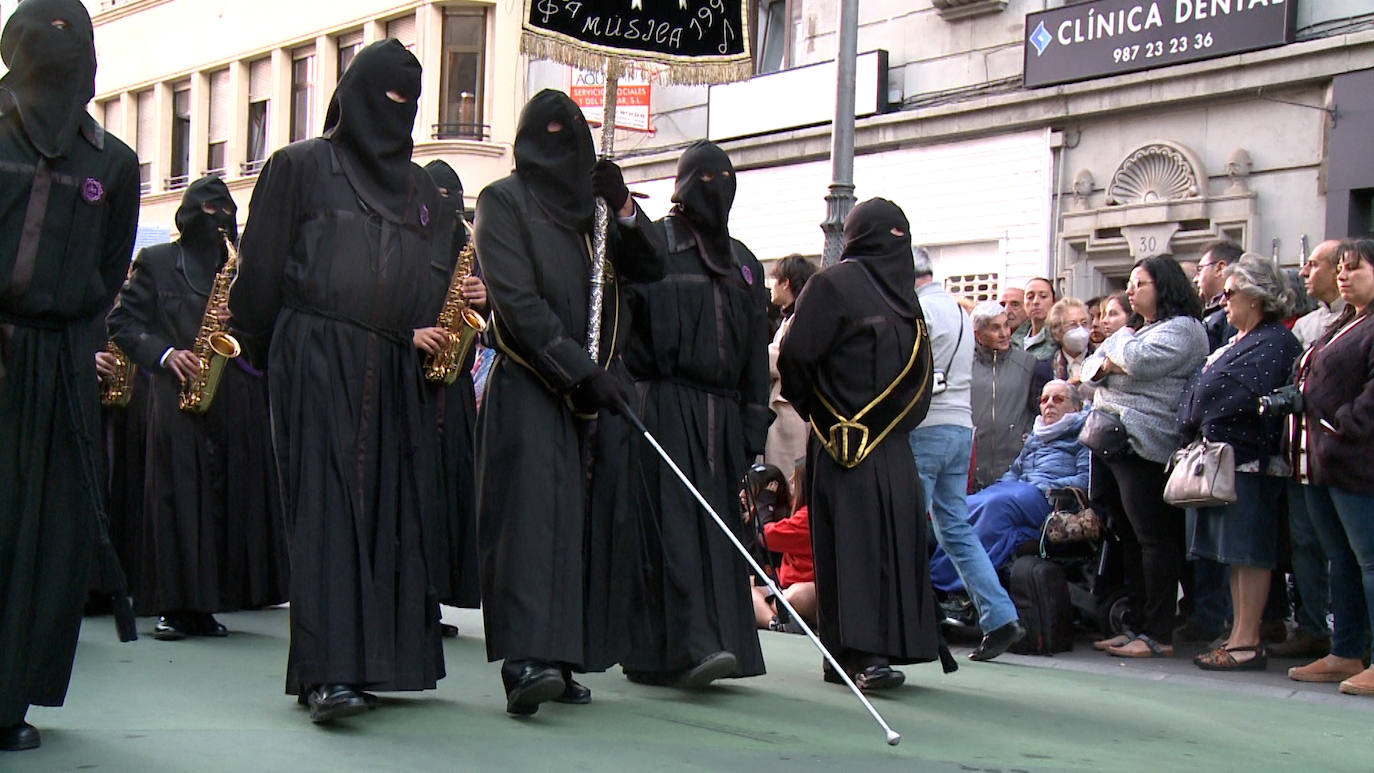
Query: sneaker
1269 630 1332 659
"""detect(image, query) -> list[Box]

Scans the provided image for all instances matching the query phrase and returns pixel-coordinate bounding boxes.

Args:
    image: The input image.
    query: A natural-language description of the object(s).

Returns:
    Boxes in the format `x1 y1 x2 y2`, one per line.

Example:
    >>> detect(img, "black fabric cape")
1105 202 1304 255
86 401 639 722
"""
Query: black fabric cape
229 137 449 694
620 214 769 677
473 168 666 671
777 203 938 666
103 369 151 588
0 107 140 724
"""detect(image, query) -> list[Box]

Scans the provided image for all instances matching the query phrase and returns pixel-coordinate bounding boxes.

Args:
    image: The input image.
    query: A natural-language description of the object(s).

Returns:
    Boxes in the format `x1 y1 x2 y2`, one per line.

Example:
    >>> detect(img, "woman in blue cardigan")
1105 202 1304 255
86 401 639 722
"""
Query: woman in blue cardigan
930 379 1089 592
1179 254 1300 671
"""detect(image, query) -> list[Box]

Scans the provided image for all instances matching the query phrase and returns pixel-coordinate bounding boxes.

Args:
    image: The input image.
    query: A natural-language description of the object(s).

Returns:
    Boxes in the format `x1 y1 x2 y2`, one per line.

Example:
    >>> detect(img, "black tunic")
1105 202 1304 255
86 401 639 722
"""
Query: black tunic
433 344 481 609
778 260 939 666
474 175 666 671
230 138 449 694
621 215 769 677
103 370 151 588
0 112 140 724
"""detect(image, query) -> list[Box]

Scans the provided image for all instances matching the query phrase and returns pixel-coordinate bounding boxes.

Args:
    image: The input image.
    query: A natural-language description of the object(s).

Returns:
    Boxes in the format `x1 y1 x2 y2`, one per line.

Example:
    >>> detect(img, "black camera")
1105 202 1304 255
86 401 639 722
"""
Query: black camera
1257 385 1303 417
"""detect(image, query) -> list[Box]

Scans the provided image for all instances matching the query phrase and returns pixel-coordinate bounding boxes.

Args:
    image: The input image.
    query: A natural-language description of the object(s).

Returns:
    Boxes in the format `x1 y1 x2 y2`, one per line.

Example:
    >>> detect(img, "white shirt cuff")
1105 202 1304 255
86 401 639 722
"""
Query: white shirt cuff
158 348 174 368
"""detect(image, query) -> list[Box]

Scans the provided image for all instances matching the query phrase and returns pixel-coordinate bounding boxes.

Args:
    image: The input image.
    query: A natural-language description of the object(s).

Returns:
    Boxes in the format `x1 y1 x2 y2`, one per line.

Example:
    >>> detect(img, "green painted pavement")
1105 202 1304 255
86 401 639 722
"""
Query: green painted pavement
11 607 1372 772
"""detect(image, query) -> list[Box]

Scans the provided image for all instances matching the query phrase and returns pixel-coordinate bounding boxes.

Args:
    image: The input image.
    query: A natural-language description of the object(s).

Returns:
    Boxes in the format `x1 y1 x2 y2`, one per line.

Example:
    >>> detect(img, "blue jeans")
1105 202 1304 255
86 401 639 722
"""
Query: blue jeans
1287 481 1331 638
1304 484 1374 660
909 424 1018 633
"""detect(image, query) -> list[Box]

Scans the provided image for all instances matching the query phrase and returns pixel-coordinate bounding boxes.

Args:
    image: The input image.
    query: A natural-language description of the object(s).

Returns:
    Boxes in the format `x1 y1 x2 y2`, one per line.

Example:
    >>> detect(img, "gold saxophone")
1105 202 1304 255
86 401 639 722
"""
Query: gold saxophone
179 231 242 413
100 263 138 408
424 219 487 385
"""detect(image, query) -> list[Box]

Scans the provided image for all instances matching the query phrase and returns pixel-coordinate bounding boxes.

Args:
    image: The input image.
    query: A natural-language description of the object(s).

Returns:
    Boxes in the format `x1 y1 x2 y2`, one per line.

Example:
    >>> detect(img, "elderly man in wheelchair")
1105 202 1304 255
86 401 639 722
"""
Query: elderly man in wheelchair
931 379 1091 595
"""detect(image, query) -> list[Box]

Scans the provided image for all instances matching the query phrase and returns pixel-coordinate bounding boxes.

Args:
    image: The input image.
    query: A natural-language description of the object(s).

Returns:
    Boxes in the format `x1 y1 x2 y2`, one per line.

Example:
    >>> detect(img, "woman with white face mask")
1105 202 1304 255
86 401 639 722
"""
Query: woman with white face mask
1047 298 1095 383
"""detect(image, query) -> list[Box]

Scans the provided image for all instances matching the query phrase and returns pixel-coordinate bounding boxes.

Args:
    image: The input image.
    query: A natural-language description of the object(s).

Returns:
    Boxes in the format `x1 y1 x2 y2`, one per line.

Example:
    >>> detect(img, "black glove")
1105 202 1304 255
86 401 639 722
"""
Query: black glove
591 160 630 213
570 367 630 416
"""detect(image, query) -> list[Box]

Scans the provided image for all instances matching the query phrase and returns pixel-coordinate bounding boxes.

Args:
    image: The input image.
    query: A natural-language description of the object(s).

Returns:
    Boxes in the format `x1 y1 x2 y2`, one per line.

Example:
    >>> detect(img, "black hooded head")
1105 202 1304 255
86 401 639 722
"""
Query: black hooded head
0 0 97 159
424 159 467 255
842 198 919 318
322 39 421 223
513 89 596 232
174 175 237 291
671 140 736 262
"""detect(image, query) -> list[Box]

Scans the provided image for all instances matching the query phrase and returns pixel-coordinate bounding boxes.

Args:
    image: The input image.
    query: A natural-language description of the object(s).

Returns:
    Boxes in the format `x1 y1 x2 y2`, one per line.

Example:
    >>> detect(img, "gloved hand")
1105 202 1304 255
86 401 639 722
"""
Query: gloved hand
570 367 630 416
591 160 630 213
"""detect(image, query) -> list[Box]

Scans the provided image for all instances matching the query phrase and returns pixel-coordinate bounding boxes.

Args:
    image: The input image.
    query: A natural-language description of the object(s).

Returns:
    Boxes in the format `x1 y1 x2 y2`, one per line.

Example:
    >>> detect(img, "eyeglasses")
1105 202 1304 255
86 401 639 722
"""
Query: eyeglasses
1197 261 1220 270
1221 288 1238 300
1126 280 1153 292
1039 394 1068 405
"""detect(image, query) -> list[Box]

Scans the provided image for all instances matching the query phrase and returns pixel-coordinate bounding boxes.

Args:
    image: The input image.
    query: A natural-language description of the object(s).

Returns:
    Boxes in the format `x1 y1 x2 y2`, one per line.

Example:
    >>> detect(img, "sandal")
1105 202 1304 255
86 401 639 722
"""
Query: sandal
1195 644 1267 672
1107 633 1174 659
1093 633 1132 652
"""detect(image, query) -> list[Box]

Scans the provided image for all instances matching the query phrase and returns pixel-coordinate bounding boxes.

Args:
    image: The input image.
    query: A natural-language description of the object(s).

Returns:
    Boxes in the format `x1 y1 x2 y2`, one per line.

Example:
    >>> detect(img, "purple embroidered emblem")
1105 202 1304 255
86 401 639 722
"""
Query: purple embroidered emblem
741 265 754 285
420 204 430 227
81 177 104 204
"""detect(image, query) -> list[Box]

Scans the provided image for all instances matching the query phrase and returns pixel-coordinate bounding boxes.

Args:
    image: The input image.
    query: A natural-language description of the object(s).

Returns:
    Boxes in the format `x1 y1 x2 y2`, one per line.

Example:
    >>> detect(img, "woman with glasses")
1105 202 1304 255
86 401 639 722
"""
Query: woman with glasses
1083 257 1208 658
1178 255 1300 671
930 379 1090 590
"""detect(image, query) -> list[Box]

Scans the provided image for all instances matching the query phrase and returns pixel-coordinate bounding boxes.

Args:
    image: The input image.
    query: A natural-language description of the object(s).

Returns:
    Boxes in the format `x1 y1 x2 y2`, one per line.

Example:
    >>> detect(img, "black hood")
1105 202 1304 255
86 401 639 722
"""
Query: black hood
322 39 421 223
423 159 467 255
841 198 919 319
174 175 236 292
0 0 97 159
670 140 736 272
513 89 596 232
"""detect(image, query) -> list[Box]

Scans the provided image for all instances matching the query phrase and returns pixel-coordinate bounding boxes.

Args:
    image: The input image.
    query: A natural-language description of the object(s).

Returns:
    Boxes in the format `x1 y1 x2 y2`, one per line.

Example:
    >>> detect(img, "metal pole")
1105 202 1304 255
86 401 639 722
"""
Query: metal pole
587 60 621 360
820 0 859 267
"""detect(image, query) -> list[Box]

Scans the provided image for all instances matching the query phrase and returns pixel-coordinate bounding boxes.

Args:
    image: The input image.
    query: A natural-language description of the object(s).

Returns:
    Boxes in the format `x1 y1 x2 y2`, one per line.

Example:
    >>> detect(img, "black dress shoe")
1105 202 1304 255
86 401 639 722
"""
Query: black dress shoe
554 678 592 705
505 664 566 716
853 664 905 691
308 684 369 723
0 723 40 752
624 669 676 686
153 615 188 641
189 613 228 637
440 623 459 638
676 651 738 688
969 621 1026 662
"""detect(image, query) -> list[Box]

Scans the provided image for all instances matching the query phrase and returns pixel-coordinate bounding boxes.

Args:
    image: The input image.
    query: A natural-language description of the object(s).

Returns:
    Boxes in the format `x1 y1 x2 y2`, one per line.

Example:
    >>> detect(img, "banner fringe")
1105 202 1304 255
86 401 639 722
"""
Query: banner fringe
521 32 752 87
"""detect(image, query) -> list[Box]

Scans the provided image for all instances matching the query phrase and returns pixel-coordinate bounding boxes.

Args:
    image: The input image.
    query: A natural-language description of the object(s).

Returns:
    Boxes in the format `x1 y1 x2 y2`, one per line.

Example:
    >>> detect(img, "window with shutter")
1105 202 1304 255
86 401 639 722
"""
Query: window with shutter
245 58 271 173
386 14 416 50
206 69 230 175
135 90 154 192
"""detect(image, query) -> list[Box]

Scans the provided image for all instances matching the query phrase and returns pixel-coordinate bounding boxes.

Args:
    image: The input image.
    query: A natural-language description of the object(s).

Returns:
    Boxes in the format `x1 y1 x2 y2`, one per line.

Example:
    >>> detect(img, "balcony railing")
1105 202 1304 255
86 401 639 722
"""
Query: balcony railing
432 122 490 141
240 159 266 177
165 174 190 192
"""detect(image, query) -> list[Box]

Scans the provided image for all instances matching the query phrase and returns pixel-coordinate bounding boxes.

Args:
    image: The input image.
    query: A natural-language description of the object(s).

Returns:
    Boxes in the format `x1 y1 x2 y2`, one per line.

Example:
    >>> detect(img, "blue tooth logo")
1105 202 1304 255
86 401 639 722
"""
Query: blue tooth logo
1030 21 1052 56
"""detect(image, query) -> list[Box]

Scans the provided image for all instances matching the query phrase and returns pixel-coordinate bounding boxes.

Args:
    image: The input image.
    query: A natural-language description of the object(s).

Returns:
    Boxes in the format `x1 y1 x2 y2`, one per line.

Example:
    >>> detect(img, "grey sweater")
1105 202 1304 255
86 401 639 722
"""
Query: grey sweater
915 282 973 429
1082 315 1208 463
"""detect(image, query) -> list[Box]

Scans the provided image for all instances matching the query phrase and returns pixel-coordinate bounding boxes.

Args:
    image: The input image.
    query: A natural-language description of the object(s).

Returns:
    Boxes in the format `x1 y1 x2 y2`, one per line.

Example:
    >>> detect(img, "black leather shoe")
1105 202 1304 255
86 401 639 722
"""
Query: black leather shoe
189 613 228 637
624 669 676 686
676 651 738 688
554 678 592 705
153 615 188 641
969 621 1026 662
308 684 369 723
0 723 40 752
440 623 459 638
505 665 565 716
854 664 905 691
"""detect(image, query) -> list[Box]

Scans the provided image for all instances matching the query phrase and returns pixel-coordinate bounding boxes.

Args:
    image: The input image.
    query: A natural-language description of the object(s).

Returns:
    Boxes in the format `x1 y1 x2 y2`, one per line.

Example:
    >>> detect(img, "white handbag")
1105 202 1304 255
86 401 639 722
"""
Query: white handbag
1163 439 1238 508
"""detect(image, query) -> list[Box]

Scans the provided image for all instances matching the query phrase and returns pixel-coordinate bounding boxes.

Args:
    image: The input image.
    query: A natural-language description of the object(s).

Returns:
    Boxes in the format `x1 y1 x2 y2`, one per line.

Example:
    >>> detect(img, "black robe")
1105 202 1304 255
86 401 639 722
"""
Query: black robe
0 112 140 725
108 241 286 616
621 215 769 677
103 369 151 588
474 174 666 671
777 261 939 666
432 338 481 609
230 138 449 694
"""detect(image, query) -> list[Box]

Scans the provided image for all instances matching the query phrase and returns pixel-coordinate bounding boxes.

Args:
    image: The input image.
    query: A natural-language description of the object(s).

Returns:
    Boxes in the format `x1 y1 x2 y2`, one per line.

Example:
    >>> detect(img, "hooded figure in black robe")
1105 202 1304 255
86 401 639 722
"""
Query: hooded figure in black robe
107 176 287 638
228 40 449 723
778 198 938 689
621 140 770 686
417 159 482 623
474 89 666 715
0 0 140 751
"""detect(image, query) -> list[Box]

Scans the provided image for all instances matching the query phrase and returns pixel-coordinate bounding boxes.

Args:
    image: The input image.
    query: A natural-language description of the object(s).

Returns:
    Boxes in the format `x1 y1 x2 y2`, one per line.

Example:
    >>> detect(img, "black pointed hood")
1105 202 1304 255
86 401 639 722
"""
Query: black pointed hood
174 175 236 291
513 89 596 232
670 140 736 269
841 198 919 319
0 0 97 159
423 159 467 254
322 39 421 223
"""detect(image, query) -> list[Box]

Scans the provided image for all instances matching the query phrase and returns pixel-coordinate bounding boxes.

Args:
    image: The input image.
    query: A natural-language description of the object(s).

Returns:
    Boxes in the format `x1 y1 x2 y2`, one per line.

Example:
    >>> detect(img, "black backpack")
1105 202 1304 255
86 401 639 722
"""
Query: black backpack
1006 555 1074 655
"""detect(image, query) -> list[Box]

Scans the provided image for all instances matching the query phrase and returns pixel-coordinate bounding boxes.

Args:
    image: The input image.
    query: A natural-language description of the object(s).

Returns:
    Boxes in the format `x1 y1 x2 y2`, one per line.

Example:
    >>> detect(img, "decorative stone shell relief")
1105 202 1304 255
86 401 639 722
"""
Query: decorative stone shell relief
1107 143 1202 205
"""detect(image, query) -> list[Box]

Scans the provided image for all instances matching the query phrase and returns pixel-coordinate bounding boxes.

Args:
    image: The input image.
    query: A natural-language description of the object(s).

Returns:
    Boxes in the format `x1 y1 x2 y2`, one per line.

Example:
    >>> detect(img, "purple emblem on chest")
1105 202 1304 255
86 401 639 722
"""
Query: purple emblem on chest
420 204 430 227
81 177 105 204
741 265 754 285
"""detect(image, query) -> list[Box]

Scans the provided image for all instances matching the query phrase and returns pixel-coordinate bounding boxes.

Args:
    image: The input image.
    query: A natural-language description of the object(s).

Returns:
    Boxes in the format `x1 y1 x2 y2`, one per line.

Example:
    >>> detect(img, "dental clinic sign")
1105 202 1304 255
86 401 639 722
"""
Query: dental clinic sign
1024 0 1296 88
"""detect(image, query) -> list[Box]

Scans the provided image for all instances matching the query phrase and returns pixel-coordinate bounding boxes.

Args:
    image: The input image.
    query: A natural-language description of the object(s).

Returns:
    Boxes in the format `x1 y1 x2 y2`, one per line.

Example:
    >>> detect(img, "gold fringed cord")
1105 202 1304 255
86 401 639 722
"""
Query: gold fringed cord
520 31 752 86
